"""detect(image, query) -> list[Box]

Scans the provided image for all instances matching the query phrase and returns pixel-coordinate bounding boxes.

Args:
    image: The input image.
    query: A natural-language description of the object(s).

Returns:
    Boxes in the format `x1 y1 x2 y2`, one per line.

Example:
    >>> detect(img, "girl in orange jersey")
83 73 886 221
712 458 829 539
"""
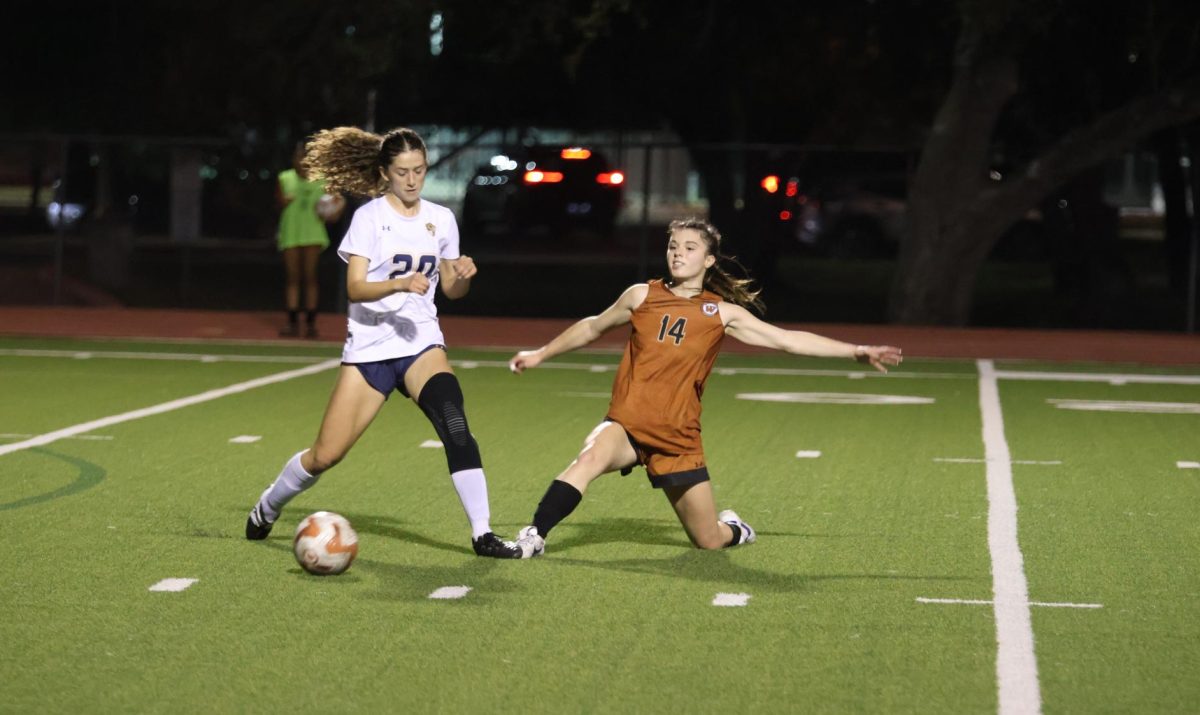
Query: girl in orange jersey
508 218 902 557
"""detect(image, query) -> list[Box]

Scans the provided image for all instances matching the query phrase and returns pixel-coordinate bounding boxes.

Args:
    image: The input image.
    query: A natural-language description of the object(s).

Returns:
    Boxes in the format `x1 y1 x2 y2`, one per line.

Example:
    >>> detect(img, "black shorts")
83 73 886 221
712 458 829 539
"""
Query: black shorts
346 344 444 399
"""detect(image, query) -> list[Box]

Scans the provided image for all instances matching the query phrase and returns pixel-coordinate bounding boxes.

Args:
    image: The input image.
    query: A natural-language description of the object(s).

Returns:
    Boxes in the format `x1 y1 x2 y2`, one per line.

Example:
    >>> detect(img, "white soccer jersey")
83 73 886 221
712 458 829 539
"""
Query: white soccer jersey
336 197 460 363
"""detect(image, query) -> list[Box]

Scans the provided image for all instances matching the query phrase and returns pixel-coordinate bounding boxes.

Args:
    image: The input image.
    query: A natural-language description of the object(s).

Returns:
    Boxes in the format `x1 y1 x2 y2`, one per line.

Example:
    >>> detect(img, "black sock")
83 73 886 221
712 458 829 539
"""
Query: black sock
725 522 742 547
532 480 582 538
305 309 317 326
286 309 299 326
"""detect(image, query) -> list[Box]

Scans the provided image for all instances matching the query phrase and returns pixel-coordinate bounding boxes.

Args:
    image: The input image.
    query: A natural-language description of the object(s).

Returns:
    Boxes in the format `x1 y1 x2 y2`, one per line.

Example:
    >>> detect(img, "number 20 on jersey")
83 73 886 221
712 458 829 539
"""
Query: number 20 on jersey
389 254 437 280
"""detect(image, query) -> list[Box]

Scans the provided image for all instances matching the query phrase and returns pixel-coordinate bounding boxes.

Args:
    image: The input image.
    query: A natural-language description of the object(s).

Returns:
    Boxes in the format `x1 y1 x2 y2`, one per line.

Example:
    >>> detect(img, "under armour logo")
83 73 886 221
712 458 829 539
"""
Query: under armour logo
381 225 391 231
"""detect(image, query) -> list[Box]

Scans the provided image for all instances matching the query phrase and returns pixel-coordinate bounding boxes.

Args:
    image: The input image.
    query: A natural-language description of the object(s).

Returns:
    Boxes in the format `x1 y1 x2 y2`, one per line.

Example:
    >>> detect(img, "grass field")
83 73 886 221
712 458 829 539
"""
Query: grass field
2 335 1198 714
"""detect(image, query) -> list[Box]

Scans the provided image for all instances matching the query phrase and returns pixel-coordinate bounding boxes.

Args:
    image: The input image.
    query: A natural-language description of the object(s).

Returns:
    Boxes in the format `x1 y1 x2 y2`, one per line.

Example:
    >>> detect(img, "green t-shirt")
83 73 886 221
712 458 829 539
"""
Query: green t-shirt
277 169 330 251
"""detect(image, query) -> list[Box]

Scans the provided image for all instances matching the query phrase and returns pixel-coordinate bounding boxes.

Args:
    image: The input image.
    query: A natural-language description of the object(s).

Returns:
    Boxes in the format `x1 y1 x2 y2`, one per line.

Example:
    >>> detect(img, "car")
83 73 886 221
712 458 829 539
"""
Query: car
461 145 625 238
752 151 910 258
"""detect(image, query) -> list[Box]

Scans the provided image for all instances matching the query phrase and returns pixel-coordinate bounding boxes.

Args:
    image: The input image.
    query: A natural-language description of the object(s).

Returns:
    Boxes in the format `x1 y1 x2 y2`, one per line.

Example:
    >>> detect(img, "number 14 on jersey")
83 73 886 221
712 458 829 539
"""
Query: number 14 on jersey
657 315 687 345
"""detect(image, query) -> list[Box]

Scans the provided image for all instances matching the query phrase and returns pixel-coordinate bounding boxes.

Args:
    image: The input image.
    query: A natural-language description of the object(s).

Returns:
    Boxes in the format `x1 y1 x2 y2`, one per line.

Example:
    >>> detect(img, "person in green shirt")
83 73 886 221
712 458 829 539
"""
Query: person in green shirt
277 143 345 337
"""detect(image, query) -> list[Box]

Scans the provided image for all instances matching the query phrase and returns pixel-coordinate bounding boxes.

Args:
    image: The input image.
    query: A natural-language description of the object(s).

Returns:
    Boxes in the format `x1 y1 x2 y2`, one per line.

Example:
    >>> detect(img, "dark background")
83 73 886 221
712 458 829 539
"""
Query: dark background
3 0 1200 332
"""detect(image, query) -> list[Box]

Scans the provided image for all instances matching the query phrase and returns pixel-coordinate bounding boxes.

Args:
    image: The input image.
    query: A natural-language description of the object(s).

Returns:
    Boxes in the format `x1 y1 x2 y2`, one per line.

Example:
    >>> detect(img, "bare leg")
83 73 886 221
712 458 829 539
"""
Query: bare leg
281 247 301 312
300 244 321 312
303 366 388 474
557 420 639 494
249 366 386 534
280 247 301 336
663 481 734 550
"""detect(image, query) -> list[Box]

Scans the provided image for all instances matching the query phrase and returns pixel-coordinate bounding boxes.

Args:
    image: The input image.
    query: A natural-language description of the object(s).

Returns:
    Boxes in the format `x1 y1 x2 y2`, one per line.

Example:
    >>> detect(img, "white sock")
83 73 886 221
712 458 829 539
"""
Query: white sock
257 450 319 522
450 468 492 539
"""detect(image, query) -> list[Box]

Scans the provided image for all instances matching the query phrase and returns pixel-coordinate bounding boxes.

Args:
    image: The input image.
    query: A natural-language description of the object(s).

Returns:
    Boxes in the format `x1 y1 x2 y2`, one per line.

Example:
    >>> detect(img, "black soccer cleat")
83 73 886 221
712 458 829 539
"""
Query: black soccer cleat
471 531 523 559
245 503 275 541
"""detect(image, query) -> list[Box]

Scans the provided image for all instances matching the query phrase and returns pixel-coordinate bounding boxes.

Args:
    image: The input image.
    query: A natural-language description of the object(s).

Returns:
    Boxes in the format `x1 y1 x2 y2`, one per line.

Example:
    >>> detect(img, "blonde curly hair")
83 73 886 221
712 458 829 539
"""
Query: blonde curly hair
302 127 427 197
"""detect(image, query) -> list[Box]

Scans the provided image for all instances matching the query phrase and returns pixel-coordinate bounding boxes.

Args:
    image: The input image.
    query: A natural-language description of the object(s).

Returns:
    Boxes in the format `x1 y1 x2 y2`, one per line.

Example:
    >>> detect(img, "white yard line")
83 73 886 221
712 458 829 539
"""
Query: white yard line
994 369 1200 385
0 359 340 458
5 347 1196 384
0 348 326 364
978 359 1042 715
934 458 1062 466
917 597 1102 609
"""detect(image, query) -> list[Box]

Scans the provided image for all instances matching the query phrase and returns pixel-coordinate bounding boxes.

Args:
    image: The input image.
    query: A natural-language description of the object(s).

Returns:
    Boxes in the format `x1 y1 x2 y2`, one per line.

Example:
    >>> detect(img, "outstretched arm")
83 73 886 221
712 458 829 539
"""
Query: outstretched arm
720 302 902 373
509 284 649 373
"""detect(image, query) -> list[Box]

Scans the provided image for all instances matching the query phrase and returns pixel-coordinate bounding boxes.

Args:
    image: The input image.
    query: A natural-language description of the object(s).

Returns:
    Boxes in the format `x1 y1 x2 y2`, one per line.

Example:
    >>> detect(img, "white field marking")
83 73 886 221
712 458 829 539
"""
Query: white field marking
795 450 822 459
934 457 1062 466
916 597 1102 609
995 369 1200 385
555 391 611 399
0 359 341 458
1178 461 1200 469
420 439 443 448
1046 398 1200 414
848 372 867 380
428 585 471 600
712 592 751 607
0 432 113 441
228 435 262 444
148 578 198 592
446 359 970 380
0 348 327 364
457 360 479 369
978 359 1042 715
735 392 935 405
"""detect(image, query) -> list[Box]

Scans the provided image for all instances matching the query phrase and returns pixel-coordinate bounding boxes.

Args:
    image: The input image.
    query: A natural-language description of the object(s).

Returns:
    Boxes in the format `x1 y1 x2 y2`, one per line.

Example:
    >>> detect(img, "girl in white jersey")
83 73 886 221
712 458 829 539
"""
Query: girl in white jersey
245 126 521 558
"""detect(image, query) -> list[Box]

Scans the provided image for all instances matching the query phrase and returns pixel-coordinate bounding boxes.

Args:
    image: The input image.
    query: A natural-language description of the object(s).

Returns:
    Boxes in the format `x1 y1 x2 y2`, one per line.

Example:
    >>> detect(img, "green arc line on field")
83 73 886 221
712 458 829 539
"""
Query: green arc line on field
0 448 106 512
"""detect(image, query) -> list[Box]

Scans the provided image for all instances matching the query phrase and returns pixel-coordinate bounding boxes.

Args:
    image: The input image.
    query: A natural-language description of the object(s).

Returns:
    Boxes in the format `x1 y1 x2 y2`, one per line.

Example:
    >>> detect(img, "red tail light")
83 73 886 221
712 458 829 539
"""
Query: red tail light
779 210 792 221
761 175 780 193
561 147 592 160
597 171 624 185
524 170 564 184
785 179 798 197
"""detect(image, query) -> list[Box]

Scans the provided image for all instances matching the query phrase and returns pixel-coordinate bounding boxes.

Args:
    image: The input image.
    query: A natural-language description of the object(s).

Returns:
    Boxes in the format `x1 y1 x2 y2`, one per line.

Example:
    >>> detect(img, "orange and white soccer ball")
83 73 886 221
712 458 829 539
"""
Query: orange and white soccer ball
316 193 344 222
293 511 358 575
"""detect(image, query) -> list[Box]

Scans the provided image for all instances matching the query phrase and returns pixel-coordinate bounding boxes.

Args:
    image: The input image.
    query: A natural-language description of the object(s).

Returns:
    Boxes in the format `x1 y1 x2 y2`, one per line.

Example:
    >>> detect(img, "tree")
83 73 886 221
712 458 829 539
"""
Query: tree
890 0 1200 324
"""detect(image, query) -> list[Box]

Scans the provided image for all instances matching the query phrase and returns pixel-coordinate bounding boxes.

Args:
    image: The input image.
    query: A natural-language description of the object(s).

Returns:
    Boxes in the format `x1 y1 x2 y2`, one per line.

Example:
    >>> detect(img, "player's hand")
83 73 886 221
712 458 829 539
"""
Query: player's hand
451 256 477 280
854 345 903 373
509 349 543 374
396 273 430 295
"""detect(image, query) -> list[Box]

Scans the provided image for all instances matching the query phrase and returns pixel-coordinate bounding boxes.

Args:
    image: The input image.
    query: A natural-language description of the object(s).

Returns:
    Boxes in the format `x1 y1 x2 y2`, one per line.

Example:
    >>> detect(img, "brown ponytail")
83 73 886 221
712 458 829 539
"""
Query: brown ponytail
667 218 765 313
302 126 428 197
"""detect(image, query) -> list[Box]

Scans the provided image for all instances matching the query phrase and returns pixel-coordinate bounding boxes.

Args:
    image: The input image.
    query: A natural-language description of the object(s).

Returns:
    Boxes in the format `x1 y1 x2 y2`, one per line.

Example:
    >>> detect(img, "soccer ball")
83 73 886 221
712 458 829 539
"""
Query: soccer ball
316 193 343 222
293 511 358 575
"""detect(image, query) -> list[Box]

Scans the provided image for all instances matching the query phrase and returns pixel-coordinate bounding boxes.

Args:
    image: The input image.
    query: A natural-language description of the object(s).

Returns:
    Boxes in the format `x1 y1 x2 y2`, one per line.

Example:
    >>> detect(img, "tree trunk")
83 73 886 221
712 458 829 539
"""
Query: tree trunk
891 62 1200 325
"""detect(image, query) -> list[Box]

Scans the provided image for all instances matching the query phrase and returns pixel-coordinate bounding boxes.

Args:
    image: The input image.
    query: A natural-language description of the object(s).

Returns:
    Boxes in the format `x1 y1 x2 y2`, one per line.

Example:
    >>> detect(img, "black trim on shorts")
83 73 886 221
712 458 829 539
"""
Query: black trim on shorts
647 467 711 489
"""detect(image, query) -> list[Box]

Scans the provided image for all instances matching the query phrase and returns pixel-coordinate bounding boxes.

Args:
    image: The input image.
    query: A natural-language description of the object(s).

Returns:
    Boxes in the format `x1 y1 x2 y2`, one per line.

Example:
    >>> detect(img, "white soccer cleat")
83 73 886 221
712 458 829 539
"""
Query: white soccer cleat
515 525 545 559
718 509 757 546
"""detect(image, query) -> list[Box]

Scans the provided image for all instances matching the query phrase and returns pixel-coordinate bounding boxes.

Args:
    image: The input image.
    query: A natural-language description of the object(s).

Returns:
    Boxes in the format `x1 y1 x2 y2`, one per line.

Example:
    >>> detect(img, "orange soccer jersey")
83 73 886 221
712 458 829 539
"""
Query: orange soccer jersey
606 280 726 476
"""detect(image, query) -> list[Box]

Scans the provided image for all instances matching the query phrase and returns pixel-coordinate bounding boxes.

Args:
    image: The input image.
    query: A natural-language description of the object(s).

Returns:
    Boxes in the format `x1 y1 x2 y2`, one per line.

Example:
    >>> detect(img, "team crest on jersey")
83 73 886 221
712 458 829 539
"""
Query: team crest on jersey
425 222 436 236
702 302 718 316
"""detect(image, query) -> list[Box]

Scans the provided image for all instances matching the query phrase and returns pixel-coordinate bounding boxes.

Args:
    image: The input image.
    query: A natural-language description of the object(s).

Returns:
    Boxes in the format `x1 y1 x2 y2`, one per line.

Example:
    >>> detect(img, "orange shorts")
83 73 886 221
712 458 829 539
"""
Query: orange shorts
611 420 710 489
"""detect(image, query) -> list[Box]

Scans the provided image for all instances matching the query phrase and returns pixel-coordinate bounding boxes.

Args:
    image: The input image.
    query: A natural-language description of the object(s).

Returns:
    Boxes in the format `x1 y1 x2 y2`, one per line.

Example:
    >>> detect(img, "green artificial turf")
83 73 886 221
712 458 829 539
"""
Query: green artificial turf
0 337 1197 713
